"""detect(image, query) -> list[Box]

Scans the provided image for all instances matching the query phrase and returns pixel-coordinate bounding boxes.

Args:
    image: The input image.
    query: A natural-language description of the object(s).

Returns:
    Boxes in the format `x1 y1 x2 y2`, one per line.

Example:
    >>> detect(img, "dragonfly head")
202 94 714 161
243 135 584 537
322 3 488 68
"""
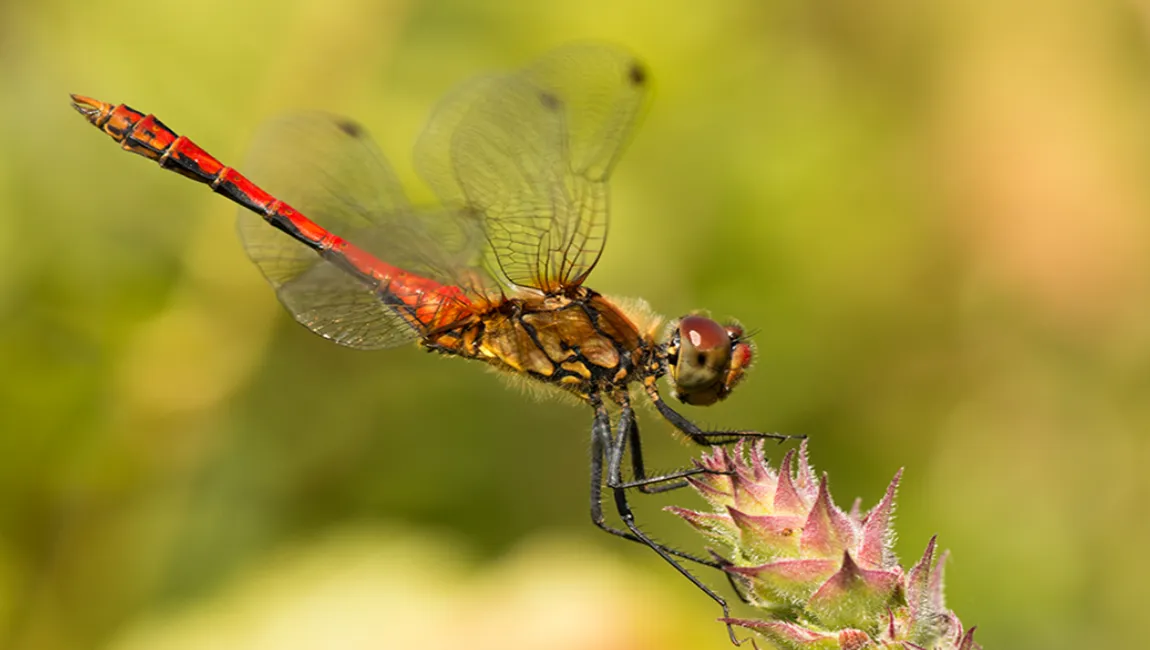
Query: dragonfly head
665 315 753 406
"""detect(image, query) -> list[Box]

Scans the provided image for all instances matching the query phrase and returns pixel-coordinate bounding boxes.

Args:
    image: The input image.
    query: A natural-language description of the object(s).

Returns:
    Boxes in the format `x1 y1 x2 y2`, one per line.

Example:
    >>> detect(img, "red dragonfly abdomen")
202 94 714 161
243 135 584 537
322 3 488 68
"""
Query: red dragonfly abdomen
70 95 473 333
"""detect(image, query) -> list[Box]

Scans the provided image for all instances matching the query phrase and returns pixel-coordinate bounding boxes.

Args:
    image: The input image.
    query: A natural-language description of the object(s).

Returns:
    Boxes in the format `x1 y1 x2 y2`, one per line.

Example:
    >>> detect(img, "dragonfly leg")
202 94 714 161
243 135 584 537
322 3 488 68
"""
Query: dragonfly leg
615 410 755 605
588 397 720 569
603 401 746 646
614 398 712 494
710 549 757 606
644 378 802 447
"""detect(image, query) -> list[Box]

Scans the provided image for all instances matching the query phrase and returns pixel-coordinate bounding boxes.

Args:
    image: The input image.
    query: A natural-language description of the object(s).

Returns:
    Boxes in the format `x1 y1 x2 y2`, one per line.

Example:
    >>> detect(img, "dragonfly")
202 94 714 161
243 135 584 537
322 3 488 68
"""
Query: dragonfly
71 43 795 640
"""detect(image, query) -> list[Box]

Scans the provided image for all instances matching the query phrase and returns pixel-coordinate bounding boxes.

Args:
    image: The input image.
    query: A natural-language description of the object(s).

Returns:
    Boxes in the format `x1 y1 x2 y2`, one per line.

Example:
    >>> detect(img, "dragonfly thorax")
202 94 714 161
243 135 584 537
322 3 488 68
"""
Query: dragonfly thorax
427 286 657 401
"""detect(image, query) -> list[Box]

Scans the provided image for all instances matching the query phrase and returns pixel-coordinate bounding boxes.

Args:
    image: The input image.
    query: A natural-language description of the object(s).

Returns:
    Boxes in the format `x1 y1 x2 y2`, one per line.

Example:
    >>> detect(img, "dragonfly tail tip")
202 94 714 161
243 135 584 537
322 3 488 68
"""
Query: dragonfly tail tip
69 94 109 122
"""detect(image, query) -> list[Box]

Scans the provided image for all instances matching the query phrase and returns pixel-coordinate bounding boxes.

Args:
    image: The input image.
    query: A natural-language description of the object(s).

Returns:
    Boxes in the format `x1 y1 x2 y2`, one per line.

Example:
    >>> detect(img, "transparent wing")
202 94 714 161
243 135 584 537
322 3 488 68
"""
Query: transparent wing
238 114 490 349
414 42 650 292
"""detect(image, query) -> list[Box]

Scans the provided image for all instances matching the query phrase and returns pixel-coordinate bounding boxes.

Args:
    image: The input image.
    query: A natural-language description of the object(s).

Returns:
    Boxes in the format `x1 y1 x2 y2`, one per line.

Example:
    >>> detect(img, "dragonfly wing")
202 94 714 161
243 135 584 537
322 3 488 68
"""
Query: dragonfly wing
273 261 424 349
414 43 650 292
237 114 428 349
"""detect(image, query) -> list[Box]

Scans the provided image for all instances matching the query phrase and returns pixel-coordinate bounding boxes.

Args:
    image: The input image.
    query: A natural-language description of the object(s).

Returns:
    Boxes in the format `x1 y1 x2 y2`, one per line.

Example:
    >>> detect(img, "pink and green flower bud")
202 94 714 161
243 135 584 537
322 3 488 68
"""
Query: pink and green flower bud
670 440 981 649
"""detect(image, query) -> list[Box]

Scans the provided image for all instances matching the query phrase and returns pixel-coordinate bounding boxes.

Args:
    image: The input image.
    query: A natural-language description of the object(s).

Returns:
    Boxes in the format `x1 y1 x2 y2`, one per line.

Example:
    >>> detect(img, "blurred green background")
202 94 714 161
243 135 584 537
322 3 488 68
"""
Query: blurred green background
3 0 1150 648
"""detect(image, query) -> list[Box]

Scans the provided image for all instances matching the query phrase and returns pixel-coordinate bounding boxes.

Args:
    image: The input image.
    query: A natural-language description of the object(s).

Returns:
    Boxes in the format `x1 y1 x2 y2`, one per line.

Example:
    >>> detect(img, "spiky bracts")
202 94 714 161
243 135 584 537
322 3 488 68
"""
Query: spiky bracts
668 441 980 650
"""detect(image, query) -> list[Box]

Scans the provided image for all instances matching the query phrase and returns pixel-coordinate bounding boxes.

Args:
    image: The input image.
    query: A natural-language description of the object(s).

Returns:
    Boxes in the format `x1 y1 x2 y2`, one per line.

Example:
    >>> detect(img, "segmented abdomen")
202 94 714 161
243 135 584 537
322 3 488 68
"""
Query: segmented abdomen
71 96 474 334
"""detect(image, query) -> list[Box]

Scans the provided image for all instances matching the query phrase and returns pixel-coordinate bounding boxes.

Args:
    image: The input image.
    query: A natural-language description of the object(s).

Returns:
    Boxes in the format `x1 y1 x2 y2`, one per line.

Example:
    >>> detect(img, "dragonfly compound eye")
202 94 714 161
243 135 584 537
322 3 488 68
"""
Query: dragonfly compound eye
670 315 737 406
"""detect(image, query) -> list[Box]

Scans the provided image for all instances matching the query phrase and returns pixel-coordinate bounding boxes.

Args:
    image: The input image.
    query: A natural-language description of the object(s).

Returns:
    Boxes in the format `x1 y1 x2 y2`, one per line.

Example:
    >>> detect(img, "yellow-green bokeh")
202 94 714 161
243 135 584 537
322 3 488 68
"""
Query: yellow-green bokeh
4 1 1150 648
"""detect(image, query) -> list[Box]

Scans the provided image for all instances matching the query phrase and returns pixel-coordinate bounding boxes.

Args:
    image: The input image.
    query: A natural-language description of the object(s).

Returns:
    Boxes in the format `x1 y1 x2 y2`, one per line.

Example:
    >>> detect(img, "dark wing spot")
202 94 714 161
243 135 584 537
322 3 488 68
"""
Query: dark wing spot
335 119 363 137
539 92 561 111
628 62 647 86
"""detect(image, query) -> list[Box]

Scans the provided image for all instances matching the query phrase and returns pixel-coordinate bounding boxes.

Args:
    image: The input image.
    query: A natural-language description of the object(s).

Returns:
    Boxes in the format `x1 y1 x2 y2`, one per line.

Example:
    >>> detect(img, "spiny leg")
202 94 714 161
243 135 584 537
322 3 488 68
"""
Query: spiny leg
591 393 761 616
604 400 744 646
644 377 803 446
588 396 720 569
635 379 794 608
620 412 754 604
616 413 714 493
614 402 756 605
